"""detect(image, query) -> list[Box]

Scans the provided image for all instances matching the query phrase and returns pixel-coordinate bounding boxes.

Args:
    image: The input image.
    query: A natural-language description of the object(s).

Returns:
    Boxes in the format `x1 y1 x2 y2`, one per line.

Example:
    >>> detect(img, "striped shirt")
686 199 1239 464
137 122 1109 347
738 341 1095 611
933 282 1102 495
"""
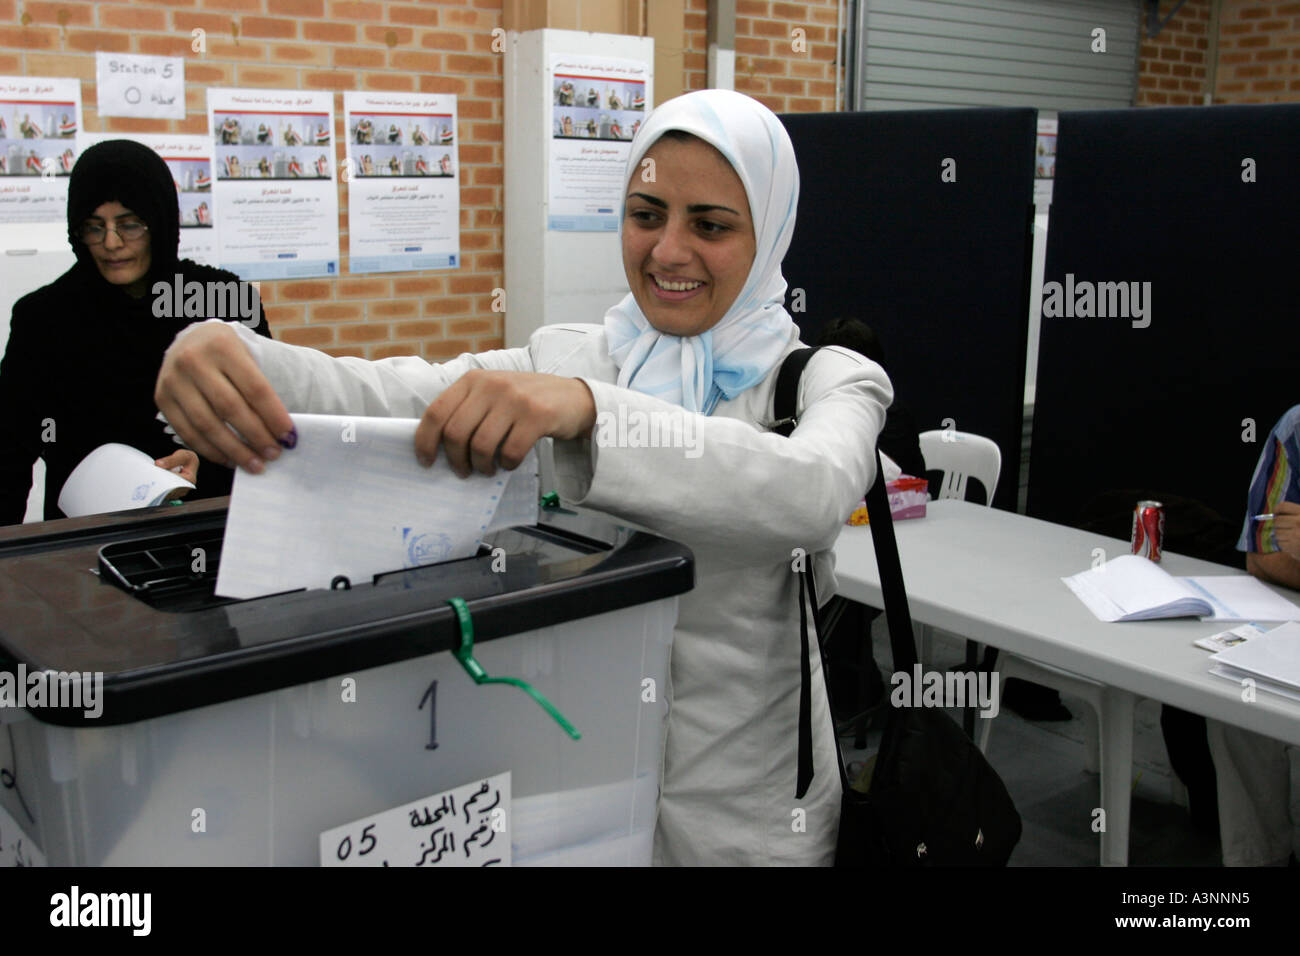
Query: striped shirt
1238 404 1300 553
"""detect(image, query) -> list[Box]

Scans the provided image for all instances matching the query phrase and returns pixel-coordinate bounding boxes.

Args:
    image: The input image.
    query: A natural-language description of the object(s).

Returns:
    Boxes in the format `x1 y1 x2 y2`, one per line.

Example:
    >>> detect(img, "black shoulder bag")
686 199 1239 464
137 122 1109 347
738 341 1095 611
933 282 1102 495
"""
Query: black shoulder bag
775 347 1023 867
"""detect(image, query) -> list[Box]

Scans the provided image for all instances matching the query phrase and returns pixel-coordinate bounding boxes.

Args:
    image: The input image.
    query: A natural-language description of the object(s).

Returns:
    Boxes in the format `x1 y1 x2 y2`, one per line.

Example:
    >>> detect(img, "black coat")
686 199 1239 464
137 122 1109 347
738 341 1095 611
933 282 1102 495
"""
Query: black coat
0 260 271 524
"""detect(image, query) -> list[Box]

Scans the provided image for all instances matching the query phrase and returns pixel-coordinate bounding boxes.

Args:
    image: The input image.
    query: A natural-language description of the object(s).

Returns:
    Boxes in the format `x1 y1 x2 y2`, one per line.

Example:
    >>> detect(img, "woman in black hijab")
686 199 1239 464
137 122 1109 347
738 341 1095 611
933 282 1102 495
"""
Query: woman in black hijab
0 139 272 524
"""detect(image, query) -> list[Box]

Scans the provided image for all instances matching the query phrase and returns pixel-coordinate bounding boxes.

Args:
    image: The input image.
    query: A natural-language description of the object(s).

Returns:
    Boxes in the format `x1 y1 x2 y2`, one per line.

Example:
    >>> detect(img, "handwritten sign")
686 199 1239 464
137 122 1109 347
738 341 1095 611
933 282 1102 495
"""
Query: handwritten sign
0 802 45 867
96 53 184 120
319 772 510 867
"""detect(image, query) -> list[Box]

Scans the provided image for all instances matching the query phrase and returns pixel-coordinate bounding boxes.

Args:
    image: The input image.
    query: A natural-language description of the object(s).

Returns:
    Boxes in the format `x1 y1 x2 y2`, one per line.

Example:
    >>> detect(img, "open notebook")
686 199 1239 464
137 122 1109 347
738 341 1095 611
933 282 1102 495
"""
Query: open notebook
1062 554 1300 623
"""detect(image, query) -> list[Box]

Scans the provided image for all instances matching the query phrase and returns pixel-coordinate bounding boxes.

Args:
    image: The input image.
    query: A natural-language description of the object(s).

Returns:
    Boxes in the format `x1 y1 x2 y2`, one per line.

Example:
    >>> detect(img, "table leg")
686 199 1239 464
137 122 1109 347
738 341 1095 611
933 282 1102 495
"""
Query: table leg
1098 687 1136 867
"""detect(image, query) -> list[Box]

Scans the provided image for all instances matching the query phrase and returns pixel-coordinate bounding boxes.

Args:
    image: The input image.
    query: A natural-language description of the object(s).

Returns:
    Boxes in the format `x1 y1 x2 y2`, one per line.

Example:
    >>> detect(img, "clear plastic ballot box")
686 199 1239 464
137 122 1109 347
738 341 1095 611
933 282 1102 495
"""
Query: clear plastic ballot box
0 498 692 866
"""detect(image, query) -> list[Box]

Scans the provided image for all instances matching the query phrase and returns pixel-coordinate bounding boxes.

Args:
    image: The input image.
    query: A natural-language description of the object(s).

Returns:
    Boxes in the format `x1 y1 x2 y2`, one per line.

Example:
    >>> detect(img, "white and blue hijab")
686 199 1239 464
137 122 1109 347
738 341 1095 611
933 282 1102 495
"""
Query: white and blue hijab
604 89 801 415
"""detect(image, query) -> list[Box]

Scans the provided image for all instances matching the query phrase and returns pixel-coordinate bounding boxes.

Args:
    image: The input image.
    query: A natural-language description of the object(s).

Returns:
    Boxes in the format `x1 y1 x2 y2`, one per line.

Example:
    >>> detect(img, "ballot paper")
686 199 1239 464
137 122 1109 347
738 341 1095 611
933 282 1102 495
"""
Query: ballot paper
1062 554 1300 623
215 413 538 599
1209 621 1300 693
57 442 195 518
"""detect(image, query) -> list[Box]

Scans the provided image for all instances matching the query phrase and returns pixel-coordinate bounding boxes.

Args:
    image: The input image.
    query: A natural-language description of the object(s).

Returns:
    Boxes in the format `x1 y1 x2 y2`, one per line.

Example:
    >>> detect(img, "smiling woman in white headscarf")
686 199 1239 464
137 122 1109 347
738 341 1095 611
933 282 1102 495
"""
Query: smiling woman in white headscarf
155 90 893 866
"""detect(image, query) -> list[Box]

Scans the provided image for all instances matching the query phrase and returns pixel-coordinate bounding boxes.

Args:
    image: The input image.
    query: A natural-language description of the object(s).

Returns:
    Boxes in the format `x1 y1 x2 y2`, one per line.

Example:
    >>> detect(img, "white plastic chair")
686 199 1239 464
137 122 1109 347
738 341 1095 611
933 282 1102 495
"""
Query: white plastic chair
917 429 1001 507
916 430 1001 668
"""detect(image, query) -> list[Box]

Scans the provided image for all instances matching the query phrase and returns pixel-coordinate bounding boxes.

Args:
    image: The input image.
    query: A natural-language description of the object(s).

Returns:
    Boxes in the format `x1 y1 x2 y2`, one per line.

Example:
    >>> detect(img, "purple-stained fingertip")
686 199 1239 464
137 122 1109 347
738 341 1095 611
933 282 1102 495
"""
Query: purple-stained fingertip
279 427 298 449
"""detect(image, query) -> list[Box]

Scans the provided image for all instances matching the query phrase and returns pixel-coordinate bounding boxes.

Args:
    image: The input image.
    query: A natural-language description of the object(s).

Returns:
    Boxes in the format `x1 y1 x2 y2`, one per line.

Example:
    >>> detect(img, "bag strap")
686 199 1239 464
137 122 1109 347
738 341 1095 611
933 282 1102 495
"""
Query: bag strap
778 347 919 799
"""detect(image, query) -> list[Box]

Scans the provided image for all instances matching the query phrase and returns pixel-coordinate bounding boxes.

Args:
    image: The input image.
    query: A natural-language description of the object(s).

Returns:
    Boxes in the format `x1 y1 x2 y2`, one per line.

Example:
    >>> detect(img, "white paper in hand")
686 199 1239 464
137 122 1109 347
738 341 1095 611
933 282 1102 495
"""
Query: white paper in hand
215 413 537 599
57 442 195 518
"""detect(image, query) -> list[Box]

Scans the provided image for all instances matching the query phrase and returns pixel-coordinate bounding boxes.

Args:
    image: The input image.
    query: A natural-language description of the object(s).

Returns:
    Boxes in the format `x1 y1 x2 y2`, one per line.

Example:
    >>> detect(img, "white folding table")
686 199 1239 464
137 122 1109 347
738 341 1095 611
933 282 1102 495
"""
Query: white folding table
831 499 1300 866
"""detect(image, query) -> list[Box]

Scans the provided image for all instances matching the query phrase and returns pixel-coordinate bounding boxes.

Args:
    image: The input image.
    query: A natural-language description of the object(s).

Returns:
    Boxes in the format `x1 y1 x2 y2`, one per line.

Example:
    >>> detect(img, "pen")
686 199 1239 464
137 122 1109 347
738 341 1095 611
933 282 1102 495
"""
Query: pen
1252 513 1275 521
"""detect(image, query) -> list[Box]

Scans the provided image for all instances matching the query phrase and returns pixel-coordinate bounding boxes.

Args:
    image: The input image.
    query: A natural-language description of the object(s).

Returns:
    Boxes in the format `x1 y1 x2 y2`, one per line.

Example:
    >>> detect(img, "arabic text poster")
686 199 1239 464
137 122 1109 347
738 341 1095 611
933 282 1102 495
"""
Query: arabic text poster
79 132 217 265
207 88 339 279
343 92 460 273
548 55 649 232
0 76 83 250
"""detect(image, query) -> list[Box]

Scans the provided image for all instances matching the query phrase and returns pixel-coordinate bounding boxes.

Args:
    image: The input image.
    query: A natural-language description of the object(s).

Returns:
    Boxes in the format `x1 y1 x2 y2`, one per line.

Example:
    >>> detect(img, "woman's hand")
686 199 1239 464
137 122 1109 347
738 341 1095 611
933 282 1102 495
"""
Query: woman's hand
155 449 199 500
155 322 295 473
416 370 596 477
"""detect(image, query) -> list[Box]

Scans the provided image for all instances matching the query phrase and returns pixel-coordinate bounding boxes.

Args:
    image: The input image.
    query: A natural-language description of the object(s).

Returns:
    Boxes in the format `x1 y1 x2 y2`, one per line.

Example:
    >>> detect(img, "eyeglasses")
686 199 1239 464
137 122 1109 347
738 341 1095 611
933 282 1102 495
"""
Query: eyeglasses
79 220 149 245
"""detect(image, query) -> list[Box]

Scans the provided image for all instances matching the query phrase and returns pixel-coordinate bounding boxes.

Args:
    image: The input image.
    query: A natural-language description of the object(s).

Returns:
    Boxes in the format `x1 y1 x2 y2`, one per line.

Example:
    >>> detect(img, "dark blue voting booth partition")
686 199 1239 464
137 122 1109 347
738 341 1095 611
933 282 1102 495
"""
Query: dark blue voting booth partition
1028 104 1300 552
779 109 1037 511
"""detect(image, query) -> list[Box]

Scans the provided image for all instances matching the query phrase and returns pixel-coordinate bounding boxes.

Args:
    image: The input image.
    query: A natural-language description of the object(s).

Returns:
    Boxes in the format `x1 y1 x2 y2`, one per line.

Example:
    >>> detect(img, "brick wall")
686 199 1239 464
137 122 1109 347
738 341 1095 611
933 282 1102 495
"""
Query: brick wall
1215 0 1300 102
1136 0 1211 105
1136 0 1300 107
2 0 841 358
2 0 507 360
728 0 839 112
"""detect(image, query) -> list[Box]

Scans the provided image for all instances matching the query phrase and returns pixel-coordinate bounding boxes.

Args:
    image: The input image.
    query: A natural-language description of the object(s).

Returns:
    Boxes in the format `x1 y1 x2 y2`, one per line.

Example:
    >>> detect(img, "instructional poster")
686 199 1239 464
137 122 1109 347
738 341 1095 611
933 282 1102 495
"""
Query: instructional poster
0 76 82 250
548 55 649 232
80 132 217 265
342 91 460 273
206 87 339 279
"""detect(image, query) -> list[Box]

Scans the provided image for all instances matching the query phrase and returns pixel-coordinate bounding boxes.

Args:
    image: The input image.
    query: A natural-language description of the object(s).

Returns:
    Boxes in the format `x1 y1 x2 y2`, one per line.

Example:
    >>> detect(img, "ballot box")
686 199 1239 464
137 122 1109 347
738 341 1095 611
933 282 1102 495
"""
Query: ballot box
0 499 692 866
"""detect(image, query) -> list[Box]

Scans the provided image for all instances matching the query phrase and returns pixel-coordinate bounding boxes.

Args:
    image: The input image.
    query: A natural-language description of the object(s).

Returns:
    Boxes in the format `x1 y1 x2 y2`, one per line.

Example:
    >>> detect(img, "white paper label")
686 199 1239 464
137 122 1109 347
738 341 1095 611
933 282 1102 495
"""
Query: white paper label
320 771 511 867
96 53 185 120
0 802 45 867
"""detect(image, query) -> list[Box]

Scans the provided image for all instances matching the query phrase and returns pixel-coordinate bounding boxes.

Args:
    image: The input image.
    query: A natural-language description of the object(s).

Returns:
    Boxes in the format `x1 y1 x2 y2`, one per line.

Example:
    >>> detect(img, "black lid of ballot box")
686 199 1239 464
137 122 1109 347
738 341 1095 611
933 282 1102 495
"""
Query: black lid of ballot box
0 498 693 727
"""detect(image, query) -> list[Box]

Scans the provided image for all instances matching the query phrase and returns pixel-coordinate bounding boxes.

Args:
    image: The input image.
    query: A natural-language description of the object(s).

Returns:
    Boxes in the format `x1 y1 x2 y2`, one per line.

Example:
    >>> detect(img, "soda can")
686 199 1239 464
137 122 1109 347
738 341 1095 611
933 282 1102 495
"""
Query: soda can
1131 500 1165 562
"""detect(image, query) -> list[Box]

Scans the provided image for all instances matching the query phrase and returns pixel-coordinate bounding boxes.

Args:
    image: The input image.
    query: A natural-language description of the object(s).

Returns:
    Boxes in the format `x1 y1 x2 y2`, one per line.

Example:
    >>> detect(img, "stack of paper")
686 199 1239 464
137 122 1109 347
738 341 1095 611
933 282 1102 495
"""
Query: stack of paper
1208 621 1300 703
1062 554 1300 623
216 413 538 599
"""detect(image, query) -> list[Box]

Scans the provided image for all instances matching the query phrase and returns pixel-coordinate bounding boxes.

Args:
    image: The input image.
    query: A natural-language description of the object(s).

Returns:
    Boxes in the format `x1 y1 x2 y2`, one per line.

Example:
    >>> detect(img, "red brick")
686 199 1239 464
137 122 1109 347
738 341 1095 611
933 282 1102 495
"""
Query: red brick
304 21 356 43
188 62 235 83
736 36 770 55
394 320 444 338
338 278 390 298
64 29 130 52
242 16 298 38
471 336 504 352
21 1 93 25
303 70 356 90
207 40 269 59
136 34 194 55
471 165 502 185
449 318 494 335
422 297 471 316
266 0 325 15
0 54 18 72
277 325 336 347
393 277 444 295
338 323 390 343
390 3 440 25
101 6 168 30
277 281 331 301
200 0 261 9
419 30 469 51
329 0 382 18
324 346 366 358
473 79 502 98
237 66 300 86
335 47 385 68
371 300 420 318
446 53 496 73
364 24 414 45
363 72 415 91
311 303 364 321
772 2 808 19
738 0 769 14
391 50 443 72
418 74 469 94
